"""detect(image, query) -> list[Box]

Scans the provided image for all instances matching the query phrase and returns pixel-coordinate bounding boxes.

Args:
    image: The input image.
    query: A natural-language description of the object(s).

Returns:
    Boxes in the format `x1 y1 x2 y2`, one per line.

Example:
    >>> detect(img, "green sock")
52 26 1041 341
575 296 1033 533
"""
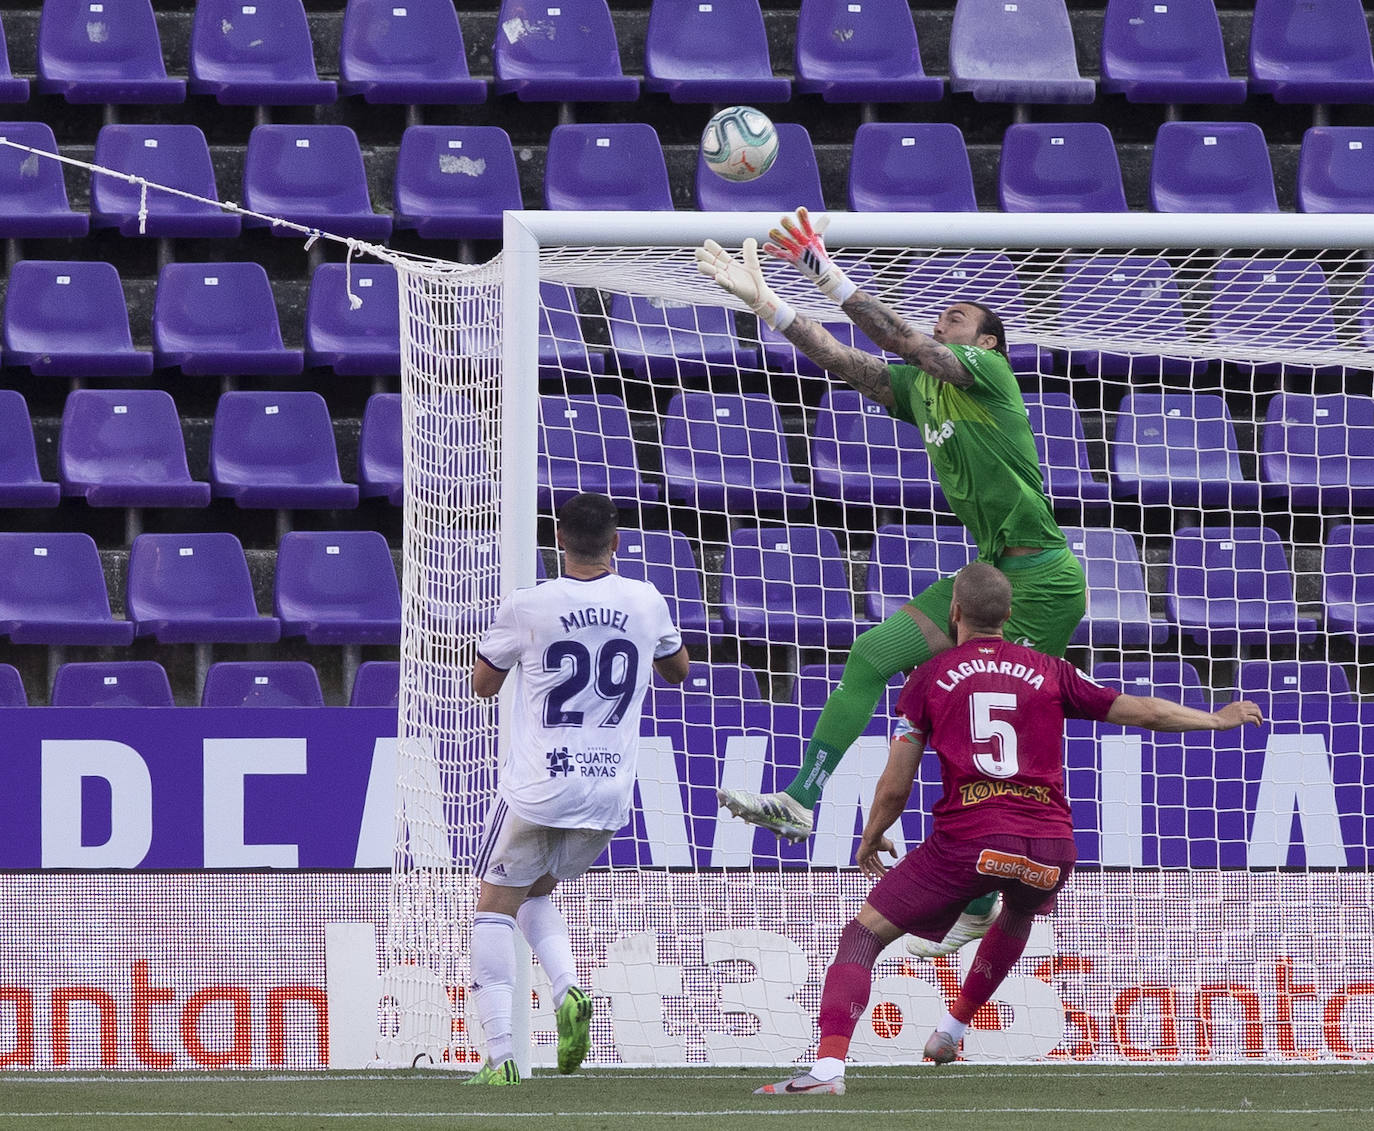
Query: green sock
963 892 998 916
783 611 934 810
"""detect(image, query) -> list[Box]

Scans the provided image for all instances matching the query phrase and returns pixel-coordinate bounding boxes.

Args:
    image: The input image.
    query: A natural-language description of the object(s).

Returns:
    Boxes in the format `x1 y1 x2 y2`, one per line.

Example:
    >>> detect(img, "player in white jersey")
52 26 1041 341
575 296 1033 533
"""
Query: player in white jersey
465 493 689 1085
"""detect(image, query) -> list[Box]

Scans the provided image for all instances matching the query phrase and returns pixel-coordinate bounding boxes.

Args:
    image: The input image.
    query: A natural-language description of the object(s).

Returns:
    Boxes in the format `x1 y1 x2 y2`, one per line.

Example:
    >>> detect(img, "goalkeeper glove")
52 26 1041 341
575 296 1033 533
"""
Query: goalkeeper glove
694 237 796 331
764 206 857 305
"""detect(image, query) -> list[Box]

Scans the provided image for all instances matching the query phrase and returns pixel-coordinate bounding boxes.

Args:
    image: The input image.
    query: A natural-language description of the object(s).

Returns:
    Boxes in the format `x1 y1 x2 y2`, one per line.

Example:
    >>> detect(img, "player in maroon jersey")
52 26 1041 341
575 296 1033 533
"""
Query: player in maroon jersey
756 562 1262 1095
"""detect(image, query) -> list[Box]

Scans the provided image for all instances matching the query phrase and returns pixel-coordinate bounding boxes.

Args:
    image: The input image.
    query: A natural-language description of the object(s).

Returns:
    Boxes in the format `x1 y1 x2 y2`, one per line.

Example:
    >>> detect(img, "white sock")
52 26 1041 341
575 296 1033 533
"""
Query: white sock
937 1011 969 1042
471 912 518 1065
810 1055 846 1081
517 896 579 1007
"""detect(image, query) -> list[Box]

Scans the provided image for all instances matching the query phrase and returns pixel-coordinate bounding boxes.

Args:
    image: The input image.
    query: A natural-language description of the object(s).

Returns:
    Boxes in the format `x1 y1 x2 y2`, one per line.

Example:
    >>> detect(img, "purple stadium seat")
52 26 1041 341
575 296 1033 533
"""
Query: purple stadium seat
949 0 1095 104
545 124 673 210
1166 525 1317 647
538 283 605 380
1297 127 1374 213
405 393 497 509
644 0 790 103
810 389 947 510
189 0 337 105
683 662 762 701
493 0 638 102
304 263 400 376
211 391 359 510
1324 524 1374 644
848 123 977 212
358 393 402 505
1249 0 1374 105
52 661 174 707
91 124 241 238
539 394 659 508
0 390 60 507
1111 394 1262 509
695 123 824 212
274 530 402 644
721 525 863 647
0 15 30 101
153 262 303 376
1058 255 1198 379
0 532 134 645
1060 526 1167 648
0 664 26 706
759 281 886 375
1099 0 1246 105
662 392 808 512
127 533 282 643
608 294 758 380
900 251 1053 375
1207 256 1338 376
998 123 1127 212
392 126 521 240
0 122 88 238
1023 393 1111 510
37 0 184 103
615 528 720 645
1236 660 1354 716
350 660 400 707
242 125 391 241
3 260 153 378
339 0 486 104
1093 661 1209 713
202 662 325 707
794 0 943 103
59 389 211 508
1150 122 1278 212
646 660 763 722
864 524 977 622
1260 393 1374 510
790 664 902 717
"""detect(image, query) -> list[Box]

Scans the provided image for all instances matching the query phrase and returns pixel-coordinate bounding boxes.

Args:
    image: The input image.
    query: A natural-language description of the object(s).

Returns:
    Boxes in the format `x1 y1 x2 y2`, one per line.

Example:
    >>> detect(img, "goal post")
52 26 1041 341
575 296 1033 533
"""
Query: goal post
381 210 1374 1069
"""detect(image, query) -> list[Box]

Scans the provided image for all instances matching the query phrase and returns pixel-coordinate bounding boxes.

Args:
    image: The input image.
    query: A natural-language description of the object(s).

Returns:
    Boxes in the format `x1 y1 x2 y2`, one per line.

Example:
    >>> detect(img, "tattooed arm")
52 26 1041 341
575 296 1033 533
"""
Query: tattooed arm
781 311 895 409
840 291 974 389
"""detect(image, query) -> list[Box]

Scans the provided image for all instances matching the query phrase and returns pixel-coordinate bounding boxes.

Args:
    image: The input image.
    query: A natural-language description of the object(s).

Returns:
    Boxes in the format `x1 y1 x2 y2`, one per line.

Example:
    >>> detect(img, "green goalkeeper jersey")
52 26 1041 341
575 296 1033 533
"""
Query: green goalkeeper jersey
887 344 1065 561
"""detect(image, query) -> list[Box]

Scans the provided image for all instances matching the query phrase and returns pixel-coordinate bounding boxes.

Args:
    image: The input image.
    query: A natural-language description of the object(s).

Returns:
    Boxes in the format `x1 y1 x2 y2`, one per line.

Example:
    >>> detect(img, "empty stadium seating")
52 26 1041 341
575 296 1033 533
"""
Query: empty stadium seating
847 123 977 212
36 0 185 104
202 661 326 707
152 263 303 376
694 123 824 212
864 524 977 622
644 0 790 104
392 126 521 240
793 0 943 104
0 122 87 238
1099 0 1246 106
545 124 674 211
189 0 337 105
0 390 61 508
493 0 639 102
997 123 1127 213
338 0 486 104
614 529 720 645
949 0 1095 105
126 533 282 644
51 661 175 707
91 125 242 238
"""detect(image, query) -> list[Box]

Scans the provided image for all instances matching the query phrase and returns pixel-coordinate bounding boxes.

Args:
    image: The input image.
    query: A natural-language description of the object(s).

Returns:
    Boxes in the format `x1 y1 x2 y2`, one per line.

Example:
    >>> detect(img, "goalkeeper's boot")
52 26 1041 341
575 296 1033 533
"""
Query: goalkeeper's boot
716 789 813 843
555 985 593 1074
923 1030 959 1065
906 893 1003 958
754 1072 845 1096
464 1058 521 1086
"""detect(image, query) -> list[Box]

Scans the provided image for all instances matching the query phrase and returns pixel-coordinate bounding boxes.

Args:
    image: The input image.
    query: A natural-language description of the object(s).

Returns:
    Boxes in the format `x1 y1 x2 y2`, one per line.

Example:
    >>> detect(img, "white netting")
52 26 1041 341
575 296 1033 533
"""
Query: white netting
381 215 1374 1067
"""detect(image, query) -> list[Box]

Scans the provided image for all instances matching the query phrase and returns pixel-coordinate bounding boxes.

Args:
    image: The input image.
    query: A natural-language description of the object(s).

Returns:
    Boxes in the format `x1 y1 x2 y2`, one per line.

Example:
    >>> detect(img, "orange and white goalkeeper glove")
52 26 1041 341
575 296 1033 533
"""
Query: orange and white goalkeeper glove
764 206 857 305
695 237 796 331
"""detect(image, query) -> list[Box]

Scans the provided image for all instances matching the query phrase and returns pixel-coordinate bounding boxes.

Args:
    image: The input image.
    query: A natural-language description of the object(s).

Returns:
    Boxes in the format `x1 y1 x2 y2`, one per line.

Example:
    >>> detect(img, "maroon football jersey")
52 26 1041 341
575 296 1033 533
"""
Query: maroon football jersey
895 637 1120 839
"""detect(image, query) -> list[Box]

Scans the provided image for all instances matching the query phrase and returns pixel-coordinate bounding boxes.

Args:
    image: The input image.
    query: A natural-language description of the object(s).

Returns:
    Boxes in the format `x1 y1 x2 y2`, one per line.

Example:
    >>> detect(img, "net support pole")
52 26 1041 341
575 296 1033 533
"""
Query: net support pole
499 211 542 1077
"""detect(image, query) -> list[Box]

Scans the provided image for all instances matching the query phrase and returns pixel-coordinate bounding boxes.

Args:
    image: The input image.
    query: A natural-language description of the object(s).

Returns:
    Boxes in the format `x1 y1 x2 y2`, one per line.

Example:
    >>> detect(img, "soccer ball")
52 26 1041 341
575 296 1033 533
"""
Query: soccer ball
701 106 780 183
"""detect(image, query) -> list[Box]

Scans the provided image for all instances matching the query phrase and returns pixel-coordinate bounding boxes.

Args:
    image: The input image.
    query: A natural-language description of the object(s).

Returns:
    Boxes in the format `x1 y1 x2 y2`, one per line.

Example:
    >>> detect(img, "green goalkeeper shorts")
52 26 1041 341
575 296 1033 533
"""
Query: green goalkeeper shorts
906 545 1086 659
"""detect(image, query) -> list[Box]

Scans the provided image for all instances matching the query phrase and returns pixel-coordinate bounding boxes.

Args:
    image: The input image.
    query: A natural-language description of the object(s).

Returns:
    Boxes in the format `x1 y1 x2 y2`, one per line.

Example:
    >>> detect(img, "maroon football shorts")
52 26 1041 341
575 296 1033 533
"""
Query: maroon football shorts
865 829 1078 942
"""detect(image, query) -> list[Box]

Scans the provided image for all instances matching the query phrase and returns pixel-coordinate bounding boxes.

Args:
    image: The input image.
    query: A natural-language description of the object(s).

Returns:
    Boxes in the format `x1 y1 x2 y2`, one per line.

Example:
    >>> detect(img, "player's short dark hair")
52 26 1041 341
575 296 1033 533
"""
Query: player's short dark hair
956 300 1008 359
558 492 619 560
953 561 1013 633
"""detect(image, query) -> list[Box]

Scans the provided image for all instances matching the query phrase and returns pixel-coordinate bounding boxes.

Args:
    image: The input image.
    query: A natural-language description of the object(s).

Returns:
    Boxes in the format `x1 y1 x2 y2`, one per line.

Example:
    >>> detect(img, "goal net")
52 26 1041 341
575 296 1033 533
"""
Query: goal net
382 212 1374 1068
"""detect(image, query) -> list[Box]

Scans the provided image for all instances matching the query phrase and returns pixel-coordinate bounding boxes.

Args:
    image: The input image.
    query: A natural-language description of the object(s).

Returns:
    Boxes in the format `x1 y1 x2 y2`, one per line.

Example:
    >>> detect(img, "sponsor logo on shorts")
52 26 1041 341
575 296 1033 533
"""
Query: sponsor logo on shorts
975 848 1060 891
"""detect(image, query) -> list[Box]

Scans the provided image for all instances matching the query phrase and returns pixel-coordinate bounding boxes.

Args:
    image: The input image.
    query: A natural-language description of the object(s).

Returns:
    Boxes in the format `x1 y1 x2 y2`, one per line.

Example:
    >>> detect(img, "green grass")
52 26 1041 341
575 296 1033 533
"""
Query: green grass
1 1065 1372 1131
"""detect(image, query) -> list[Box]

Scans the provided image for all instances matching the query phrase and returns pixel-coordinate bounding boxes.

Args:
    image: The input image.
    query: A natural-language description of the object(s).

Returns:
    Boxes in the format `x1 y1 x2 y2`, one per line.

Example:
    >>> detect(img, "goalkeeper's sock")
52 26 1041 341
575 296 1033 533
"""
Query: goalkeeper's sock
815 919 885 1062
951 909 1035 1023
516 896 578 1007
784 612 934 810
471 912 518 1067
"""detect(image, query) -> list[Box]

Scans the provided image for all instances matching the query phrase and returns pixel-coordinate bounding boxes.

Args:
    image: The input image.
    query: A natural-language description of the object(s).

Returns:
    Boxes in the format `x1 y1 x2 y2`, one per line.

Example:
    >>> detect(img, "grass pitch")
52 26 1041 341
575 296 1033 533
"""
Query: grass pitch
2 1064 1371 1130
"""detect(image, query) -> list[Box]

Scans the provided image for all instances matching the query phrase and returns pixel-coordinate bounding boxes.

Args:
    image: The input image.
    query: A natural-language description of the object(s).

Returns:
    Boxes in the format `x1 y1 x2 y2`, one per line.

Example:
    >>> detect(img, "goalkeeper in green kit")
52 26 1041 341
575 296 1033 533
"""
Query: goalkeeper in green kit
695 209 1087 957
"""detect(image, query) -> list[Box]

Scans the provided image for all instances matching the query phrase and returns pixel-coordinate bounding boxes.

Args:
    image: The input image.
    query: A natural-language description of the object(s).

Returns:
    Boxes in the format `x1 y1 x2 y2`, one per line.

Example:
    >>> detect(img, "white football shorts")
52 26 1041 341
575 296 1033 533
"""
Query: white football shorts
474 798 616 887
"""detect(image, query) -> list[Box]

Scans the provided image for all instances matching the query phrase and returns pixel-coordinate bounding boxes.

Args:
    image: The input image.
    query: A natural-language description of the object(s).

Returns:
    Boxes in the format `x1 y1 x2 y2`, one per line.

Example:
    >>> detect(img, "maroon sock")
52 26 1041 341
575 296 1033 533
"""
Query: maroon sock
951 908 1034 1024
816 919 884 1061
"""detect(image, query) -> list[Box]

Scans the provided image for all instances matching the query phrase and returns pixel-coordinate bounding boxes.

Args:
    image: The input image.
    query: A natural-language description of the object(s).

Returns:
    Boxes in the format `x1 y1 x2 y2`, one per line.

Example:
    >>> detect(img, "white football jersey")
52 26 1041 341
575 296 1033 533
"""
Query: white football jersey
477 571 682 830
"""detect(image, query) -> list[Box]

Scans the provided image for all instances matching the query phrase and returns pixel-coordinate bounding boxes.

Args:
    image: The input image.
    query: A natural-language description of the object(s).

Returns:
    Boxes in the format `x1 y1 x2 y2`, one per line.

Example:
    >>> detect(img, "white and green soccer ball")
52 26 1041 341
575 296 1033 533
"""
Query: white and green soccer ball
701 105 780 182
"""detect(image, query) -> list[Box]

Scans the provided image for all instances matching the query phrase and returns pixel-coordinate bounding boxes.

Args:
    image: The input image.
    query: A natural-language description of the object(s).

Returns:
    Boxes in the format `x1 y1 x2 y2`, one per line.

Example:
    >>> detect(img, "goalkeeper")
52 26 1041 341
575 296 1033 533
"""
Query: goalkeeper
696 208 1087 957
